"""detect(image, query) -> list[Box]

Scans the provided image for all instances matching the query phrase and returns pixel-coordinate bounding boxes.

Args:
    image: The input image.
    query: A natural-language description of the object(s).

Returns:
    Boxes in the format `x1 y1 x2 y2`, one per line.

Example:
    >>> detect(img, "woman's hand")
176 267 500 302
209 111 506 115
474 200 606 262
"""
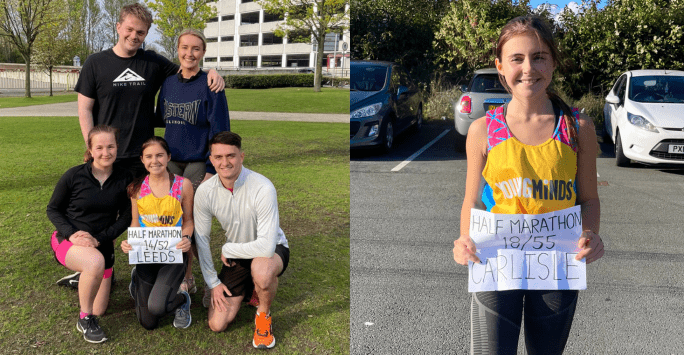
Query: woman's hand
69 231 98 247
176 236 191 253
575 230 605 264
453 235 481 265
120 239 133 253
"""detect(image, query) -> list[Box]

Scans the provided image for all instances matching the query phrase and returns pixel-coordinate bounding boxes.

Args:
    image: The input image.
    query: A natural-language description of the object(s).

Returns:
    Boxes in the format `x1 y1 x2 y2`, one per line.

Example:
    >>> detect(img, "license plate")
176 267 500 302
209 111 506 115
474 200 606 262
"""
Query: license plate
668 144 684 154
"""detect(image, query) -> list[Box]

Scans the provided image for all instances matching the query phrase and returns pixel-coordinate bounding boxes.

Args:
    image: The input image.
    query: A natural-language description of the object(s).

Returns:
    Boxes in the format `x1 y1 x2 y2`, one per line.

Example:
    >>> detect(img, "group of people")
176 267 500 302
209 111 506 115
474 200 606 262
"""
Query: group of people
47 3 289 349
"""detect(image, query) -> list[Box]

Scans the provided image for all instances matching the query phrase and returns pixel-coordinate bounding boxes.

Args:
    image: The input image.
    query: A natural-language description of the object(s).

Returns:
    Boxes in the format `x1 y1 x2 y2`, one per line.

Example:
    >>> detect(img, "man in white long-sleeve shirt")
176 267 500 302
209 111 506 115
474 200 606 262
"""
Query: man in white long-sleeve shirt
194 131 289 349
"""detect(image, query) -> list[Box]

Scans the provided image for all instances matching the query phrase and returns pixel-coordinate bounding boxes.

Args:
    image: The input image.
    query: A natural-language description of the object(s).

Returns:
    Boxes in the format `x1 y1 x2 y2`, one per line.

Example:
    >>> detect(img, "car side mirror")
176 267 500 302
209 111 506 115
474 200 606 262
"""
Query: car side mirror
397 85 409 98
460 84 468 92
605 92 620 105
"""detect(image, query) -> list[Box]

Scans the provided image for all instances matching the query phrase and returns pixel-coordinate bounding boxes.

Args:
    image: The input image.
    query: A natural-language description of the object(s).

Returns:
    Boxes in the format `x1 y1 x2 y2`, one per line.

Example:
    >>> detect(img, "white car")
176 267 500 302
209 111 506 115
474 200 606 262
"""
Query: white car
604 70 684 166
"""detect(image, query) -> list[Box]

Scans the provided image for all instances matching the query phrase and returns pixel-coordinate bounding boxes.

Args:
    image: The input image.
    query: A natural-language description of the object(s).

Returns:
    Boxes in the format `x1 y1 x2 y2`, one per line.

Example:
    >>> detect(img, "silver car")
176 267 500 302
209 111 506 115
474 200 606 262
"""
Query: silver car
453 68 511 136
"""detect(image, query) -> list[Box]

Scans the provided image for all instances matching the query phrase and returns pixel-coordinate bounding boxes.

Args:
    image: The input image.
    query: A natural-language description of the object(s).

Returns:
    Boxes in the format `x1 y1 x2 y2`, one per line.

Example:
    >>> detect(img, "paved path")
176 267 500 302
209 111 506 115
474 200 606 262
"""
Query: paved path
0 101 348 123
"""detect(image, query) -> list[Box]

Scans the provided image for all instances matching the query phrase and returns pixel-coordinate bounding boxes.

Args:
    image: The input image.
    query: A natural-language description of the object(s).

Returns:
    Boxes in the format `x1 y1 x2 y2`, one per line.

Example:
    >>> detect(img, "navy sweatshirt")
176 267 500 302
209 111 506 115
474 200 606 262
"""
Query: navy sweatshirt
156 71 230 175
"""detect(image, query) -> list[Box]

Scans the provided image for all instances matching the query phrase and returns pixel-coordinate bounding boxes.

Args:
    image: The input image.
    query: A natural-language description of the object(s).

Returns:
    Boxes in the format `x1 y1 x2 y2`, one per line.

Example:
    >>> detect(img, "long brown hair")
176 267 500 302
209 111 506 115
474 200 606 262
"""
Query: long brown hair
495 15 579 149
127 136 174 198
83 125 119 162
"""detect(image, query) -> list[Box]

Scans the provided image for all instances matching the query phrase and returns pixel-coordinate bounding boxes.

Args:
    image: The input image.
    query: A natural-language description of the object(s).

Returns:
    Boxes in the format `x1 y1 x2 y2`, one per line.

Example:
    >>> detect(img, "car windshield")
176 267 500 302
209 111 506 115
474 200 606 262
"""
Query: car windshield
629 75 684 103
351 65 387 92
470 74 507 93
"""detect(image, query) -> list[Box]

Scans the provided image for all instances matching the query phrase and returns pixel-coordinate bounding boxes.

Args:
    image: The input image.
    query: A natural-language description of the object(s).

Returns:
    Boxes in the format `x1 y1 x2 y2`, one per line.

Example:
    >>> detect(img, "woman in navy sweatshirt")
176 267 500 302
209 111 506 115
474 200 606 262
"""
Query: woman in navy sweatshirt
47 125 132 343
155 28 230 299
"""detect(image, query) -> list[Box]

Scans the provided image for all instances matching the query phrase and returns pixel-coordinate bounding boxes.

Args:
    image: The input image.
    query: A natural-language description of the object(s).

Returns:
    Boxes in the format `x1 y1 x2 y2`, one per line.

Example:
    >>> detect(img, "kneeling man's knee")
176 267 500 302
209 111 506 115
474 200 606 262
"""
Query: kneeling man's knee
208 318 228 332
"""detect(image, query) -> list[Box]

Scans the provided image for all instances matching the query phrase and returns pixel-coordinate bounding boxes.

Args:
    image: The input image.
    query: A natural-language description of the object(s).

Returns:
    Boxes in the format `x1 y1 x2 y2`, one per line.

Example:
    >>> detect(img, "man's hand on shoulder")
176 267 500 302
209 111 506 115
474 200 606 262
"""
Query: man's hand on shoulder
207 69 225 93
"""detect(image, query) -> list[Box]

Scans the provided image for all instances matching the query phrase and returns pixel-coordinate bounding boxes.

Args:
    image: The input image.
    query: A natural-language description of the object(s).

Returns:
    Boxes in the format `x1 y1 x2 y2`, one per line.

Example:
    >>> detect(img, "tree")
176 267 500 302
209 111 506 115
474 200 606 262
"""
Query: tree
33 4 75 96
146 0 216 60
0 0 62 97
260 0 349 92
351 0 449 74
557 0 684 98
102 0 130 48
433 0 530 76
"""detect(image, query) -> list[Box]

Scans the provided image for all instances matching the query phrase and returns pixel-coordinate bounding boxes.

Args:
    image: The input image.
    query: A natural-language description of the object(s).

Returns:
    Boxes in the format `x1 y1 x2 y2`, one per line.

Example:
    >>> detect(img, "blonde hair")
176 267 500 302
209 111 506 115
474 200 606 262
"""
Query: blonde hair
177 29 207 51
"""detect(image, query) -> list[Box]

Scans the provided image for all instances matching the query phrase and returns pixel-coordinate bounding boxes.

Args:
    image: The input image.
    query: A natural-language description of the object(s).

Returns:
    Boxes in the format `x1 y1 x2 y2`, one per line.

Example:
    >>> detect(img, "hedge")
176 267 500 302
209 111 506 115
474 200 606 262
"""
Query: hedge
224 74 350 89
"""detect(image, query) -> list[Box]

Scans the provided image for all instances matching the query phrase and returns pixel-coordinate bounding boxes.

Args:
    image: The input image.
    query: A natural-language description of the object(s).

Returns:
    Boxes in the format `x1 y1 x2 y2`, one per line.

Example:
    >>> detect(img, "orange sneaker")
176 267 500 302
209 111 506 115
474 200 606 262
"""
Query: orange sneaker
248 289 260 307
252 312 275 349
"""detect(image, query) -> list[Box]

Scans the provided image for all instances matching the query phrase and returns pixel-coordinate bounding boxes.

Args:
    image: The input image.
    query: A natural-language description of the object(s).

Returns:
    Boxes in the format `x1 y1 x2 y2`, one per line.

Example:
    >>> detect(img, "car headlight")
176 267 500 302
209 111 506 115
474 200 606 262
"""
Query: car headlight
627 112 658 133
351 103 383 119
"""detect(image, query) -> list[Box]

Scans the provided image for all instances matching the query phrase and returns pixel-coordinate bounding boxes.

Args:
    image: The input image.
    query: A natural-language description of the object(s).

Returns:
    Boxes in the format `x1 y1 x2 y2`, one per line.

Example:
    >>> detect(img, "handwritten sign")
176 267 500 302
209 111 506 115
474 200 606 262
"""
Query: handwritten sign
127 227 183 264
468 206 586 292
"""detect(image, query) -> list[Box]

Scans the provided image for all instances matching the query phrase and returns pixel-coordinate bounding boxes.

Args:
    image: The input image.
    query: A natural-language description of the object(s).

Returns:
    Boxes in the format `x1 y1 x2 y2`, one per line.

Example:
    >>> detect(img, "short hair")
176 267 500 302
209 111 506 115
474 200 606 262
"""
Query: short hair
209 131 242 152
119 3 153 30
178 29 207 51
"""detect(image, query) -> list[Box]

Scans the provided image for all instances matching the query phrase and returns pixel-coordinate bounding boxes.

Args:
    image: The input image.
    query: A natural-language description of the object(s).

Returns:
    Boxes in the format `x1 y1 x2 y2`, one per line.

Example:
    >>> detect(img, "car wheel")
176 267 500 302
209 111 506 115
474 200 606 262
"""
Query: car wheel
382 120 394 153
615 131 630 167
413 106 423 133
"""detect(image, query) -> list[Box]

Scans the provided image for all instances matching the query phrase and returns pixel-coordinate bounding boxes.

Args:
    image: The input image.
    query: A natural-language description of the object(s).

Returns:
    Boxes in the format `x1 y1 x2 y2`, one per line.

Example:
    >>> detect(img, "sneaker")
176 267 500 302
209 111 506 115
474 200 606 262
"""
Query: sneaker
253 312 275 349
247 289 260 308
173 290 192 329
57 272 80 289
76 315 107 343
179 276 197 294
129 267 136 301
202 285 211 308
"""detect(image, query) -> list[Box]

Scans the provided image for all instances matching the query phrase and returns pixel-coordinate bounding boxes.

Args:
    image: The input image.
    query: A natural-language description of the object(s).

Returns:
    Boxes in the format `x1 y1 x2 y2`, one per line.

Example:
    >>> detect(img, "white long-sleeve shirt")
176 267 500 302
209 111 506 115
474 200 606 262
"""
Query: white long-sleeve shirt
194 166 289 289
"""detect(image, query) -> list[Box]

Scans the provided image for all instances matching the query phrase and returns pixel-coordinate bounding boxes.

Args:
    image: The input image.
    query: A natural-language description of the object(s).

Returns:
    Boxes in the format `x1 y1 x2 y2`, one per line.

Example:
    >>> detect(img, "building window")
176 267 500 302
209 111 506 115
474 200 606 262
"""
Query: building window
205 57 217 62
240 34 259 47
287 55 309 68
220 36 234 42
323 32 342 51
221 14 235 21
241 0 254 2
263 11 283 22
287 29 312 44
220 57 234 62
261 56 282 67
240 56 257 67
208 17 219 23
206 37 219 43
240 11 259 25
261 33 283 45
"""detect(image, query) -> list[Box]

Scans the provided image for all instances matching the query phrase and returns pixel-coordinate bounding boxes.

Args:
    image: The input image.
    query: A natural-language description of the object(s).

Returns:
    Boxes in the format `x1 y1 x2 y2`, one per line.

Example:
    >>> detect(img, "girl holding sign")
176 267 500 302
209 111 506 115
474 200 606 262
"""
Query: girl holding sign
47 125 133 343
452 15 605 355
120 137 194 330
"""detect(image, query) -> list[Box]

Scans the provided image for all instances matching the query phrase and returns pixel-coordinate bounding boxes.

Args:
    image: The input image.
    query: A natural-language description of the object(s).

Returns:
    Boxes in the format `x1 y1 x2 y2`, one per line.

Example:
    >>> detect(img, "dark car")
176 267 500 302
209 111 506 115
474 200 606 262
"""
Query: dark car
350 61 423 152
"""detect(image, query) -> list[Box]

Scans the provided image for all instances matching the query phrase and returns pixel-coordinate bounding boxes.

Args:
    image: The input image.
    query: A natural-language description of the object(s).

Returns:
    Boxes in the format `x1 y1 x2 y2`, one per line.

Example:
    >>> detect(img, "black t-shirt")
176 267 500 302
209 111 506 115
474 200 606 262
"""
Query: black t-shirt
75 48 179 158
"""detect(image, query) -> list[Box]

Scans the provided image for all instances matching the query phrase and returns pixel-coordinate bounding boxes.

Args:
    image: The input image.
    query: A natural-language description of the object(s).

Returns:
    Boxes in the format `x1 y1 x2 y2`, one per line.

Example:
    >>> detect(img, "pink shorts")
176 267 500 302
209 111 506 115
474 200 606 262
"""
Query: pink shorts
50 231 112 279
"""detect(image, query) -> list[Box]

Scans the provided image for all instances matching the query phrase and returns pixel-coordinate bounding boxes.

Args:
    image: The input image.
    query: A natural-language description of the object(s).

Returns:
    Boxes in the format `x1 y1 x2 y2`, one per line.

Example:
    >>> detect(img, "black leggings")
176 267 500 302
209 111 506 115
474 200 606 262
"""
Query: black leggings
471 290 578 355
133 253 188 330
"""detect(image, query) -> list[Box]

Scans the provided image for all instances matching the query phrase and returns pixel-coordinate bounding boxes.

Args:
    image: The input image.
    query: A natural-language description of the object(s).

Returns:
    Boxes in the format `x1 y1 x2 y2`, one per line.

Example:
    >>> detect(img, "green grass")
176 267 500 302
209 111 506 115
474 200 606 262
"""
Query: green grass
0 87 350 114
0 94 78 108
0 117 349 354
225 87 349 114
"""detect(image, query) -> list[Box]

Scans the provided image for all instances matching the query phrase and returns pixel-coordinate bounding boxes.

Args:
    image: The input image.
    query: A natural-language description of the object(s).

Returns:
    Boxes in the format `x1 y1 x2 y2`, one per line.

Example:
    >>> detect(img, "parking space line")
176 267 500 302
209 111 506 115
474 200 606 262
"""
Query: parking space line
391 129 451 172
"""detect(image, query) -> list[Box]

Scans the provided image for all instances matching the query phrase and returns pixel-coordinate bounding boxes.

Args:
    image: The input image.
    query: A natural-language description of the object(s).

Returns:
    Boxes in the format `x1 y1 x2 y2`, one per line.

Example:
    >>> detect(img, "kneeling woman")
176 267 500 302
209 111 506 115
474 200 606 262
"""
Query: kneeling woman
121 137 194 329
47 125 132 343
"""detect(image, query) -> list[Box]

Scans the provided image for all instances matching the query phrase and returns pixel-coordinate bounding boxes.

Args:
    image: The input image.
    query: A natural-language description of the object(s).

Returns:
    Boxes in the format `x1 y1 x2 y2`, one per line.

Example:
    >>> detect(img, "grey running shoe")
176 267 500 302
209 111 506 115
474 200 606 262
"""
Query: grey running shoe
173 291 192 329
76 315 107 343
202 285 211 308
56 272 80 289
129 267 136 301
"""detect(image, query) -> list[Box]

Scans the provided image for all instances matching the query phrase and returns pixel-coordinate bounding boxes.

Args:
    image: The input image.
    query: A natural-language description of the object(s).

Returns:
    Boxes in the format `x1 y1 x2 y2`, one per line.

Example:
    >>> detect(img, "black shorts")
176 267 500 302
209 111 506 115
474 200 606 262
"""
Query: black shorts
217 244 290 298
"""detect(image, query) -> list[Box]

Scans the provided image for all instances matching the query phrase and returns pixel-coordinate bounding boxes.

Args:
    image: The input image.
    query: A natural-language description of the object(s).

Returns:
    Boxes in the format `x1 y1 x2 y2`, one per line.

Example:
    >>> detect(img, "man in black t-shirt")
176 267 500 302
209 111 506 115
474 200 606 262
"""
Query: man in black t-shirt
74 3 225 178
59 3 225 291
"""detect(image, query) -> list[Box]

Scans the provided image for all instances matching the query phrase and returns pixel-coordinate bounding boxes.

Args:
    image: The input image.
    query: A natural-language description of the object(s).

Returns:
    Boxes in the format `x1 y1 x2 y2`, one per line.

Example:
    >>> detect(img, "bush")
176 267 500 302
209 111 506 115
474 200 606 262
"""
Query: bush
424 76 462 120
224 74 315 89
573 92 605 128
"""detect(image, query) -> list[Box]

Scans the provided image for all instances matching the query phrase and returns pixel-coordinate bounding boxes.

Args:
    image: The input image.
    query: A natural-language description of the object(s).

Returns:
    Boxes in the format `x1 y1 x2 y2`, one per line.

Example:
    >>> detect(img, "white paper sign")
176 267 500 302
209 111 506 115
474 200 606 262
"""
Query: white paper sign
468 206 586 292
127 227 183 264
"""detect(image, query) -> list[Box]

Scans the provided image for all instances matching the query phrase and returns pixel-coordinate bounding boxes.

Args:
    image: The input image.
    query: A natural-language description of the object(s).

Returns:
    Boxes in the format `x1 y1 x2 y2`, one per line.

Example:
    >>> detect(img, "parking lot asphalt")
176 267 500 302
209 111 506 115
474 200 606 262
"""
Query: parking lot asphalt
351 120 684 354
0 101 348 123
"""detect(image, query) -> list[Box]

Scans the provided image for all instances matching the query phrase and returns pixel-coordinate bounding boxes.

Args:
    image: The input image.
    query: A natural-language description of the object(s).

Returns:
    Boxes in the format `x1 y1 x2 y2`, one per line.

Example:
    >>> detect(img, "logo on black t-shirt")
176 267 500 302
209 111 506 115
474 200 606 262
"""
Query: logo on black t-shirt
113 68 146 86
